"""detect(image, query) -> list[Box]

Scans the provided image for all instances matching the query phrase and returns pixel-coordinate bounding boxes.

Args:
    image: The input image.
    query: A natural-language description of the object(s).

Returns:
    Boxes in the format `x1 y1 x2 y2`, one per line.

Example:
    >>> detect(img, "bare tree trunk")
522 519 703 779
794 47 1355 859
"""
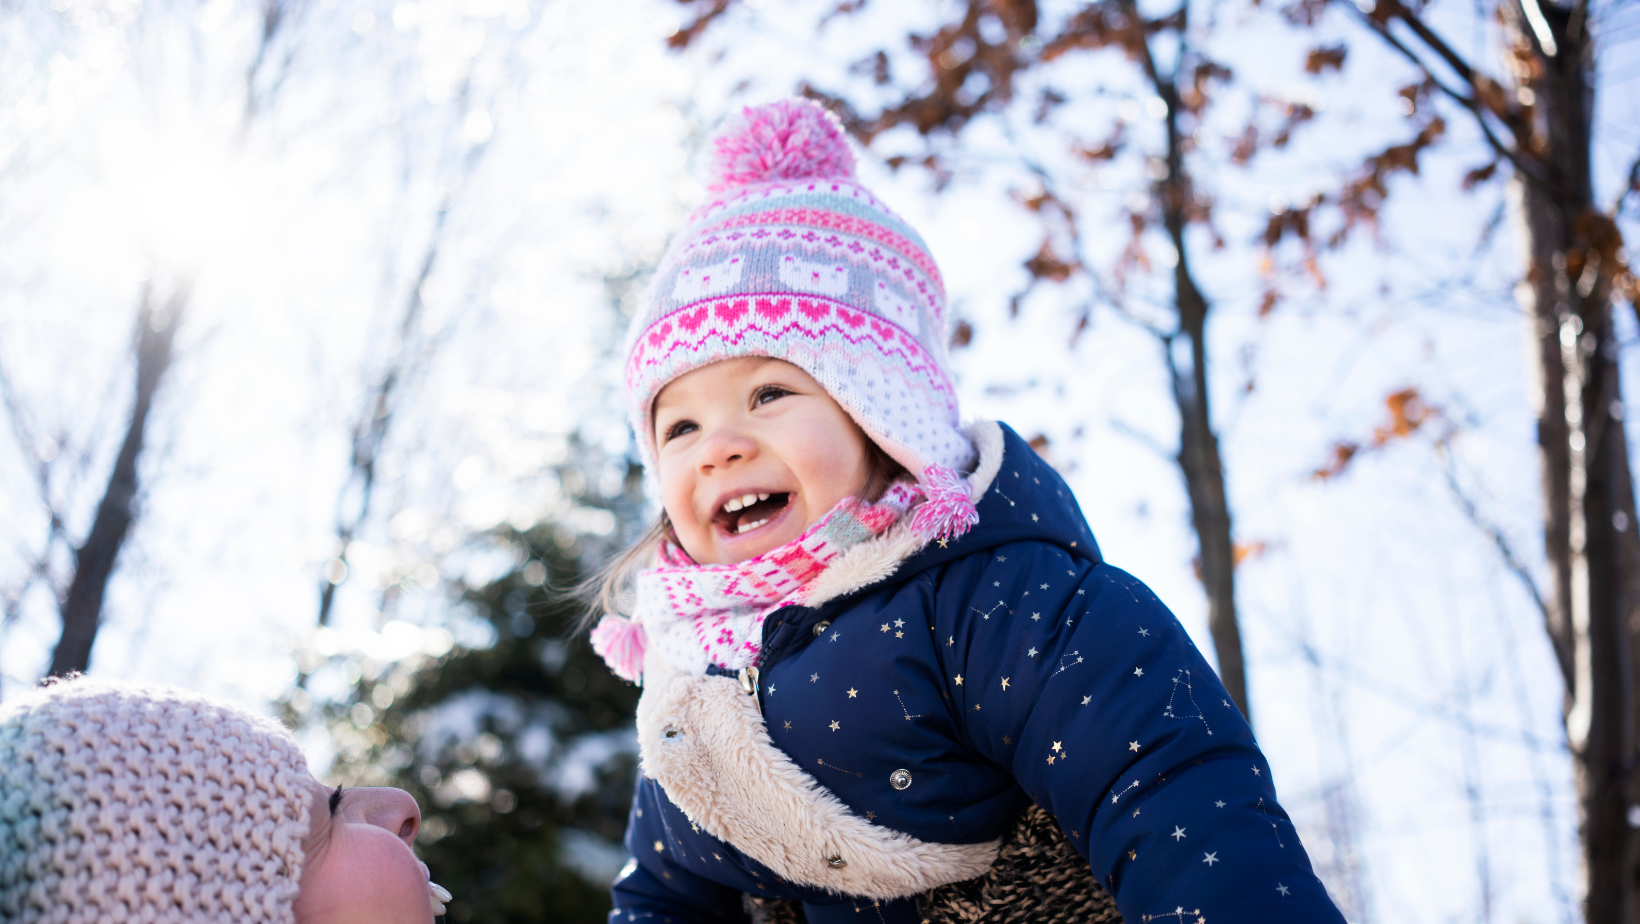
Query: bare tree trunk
1521 189 1577 689
1503 1 1638 916
1567 295 1633 924
1619 362 1640 919
1154 69 1250 723
49 281 190 677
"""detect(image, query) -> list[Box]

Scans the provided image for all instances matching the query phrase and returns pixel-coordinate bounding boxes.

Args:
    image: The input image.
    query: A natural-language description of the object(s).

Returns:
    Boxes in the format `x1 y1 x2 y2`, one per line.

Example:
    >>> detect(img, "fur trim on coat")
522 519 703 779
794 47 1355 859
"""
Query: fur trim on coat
631 421 1008 899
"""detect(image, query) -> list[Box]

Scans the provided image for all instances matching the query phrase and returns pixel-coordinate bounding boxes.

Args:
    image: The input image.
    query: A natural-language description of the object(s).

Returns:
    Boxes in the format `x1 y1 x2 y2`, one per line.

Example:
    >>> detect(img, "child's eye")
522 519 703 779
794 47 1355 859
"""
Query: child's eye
753 386 792 407
662 420 698 442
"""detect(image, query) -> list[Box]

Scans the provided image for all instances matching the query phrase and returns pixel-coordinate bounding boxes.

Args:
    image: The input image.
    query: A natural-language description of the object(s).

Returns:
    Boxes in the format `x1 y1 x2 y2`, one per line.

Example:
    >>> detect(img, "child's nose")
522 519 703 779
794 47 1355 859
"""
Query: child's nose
699 429 758 470
342 787 422 848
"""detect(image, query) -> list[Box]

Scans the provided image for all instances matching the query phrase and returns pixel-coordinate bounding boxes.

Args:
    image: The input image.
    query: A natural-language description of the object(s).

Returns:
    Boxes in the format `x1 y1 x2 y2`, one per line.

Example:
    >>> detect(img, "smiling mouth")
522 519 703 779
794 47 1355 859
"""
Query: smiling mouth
716 492 792 535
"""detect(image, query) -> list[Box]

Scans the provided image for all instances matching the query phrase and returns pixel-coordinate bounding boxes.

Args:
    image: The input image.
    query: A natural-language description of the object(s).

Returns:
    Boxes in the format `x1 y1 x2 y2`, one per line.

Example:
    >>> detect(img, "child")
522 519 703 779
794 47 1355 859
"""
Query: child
589 99 1344 924
0 677 452 923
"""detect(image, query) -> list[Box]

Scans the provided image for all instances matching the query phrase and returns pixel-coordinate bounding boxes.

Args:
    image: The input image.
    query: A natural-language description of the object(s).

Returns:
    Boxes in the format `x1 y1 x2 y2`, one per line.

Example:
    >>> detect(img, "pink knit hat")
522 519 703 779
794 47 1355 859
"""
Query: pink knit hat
624 99 977 538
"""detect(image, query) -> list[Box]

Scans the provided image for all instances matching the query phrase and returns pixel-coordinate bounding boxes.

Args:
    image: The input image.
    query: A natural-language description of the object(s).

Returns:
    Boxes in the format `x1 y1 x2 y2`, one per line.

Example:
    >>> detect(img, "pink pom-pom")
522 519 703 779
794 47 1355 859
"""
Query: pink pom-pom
590 615 647 684
911 464 980 543
709 99 857 192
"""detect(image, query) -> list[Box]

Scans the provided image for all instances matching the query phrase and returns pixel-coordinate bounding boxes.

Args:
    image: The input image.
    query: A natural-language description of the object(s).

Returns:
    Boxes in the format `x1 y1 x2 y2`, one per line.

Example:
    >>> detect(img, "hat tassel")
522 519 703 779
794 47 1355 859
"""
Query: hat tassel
590 615 647 684
911 464 979 543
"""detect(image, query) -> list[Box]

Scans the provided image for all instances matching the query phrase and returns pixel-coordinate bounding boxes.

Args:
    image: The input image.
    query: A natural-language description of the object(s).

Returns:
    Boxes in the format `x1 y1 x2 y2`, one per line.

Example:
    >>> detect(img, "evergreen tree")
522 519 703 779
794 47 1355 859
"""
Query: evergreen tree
310 444 644 924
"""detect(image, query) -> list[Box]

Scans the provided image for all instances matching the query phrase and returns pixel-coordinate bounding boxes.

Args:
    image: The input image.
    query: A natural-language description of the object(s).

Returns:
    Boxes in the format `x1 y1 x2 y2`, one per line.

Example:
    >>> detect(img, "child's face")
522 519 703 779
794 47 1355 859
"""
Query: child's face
295 776 439 923
653 357 872 565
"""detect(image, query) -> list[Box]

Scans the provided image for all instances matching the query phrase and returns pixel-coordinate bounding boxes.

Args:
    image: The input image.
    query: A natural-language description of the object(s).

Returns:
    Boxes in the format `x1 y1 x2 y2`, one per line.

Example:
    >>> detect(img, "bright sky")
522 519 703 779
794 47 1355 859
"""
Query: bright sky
3 1 1639 921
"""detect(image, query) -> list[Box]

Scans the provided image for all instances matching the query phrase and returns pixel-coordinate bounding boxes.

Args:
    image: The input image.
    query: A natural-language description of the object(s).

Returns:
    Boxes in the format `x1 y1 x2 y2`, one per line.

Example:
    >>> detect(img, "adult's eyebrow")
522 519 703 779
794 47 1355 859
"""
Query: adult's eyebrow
329 785 344 816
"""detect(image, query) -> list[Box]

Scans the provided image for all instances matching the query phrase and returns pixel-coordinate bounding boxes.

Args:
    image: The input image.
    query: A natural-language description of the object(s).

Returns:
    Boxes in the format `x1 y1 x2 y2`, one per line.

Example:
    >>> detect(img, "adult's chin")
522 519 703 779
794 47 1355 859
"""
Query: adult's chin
294 826 436 924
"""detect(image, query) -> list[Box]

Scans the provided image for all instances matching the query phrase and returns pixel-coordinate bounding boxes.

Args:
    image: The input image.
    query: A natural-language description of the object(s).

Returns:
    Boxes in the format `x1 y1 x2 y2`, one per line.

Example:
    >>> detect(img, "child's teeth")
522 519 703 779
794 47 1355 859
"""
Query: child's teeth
758 493 770 501
740 493 758 508
725 497 744 512
737 517 769 534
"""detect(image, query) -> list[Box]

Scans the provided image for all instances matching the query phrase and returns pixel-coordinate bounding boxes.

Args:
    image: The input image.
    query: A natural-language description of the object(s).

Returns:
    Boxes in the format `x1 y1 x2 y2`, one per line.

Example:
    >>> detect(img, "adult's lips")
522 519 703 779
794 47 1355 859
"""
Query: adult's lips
421 862 452 917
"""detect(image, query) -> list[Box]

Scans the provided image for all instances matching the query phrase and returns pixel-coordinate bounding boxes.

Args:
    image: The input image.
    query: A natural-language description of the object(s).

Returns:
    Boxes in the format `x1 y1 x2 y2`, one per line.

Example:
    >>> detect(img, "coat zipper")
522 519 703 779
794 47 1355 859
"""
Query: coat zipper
738 665 762 715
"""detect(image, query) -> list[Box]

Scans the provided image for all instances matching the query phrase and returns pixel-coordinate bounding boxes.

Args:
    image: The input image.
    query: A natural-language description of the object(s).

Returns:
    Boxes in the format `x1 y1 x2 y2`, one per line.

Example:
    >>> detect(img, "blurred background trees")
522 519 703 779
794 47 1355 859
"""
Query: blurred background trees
1 0 1636 922
308 441 645 924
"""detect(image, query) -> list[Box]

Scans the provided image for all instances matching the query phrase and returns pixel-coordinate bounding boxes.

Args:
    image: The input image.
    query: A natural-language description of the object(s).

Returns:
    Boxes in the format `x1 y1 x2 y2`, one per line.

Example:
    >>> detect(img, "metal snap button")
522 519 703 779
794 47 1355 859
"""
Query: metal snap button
663 725 682 740
826 854 847 869
889 769 912 790
812 620 832 637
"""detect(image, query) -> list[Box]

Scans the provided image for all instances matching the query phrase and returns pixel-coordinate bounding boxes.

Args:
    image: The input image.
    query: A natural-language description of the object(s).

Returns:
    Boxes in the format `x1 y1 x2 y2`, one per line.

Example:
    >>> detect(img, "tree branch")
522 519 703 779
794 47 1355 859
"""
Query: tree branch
1347 3 1552 189
316 196 450 628
994 120 1173 335
49 280 191 677
1388 0 1481 84
1433 437 1568 691
314 59 502 630
1614 147 1640 218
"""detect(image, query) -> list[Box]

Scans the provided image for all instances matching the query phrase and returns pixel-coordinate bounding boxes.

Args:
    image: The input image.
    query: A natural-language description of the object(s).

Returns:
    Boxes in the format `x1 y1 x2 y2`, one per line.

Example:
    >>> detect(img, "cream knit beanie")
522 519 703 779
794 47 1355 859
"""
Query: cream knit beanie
0 678 312 923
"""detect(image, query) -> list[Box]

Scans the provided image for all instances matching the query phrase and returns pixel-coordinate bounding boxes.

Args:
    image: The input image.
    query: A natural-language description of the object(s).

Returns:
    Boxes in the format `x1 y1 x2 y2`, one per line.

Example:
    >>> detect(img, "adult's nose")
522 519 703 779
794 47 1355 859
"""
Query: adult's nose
341 787 422 849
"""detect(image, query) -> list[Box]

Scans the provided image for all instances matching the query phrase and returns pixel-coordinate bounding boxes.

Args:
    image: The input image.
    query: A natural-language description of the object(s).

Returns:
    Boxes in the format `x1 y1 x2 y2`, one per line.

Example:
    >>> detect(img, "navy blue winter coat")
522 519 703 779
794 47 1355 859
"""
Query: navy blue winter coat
612 422 1343 924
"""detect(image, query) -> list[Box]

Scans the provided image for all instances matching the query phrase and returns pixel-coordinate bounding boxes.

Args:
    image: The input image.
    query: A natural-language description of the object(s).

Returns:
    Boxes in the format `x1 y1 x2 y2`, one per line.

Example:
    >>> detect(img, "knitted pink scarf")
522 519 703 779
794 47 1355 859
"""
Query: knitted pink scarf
591 483 920 682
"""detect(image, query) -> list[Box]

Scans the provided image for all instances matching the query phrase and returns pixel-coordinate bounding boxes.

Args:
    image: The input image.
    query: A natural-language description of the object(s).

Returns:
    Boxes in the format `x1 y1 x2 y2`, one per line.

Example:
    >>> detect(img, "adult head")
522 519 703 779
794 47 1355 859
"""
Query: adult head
0 677 448 923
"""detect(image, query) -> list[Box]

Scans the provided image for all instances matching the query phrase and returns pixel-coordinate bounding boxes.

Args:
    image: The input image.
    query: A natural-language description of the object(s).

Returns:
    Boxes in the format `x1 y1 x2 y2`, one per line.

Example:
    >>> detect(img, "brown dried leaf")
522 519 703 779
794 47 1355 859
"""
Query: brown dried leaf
988 0 1040 34
1232 541 1268 566
1042 5 1146 62
1263 206 1312 248
1506 43 1545 82
850 50 893 86
1269 103 1315 149
1304 45 1347 74
1077 139 1121 161
665 0 732 50
1304 254 1327 289
1280 0 1329 25
1373 388 1432 443
1258 289 1281 317
1035 88 1067 123
1574 209 1625 267
1312 442 1360 479
1461 160 1500 190
1025 239 1078 282
1472 74 1511 120
1230 124 1259 166
1075 122 1125 162
1182 60 1233 112
822 0 870 22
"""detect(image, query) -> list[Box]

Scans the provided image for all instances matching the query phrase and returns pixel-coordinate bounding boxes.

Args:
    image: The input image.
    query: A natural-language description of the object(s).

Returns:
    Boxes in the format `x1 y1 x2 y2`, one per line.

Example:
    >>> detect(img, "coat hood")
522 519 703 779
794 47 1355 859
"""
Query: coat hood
906 421 1101 573
803 421 1101 609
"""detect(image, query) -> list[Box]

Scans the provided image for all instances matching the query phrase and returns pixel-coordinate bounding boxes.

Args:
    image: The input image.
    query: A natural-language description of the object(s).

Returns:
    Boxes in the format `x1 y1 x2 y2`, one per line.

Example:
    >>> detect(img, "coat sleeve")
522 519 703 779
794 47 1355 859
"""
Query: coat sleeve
931 544 1345 924
610 773 750 924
